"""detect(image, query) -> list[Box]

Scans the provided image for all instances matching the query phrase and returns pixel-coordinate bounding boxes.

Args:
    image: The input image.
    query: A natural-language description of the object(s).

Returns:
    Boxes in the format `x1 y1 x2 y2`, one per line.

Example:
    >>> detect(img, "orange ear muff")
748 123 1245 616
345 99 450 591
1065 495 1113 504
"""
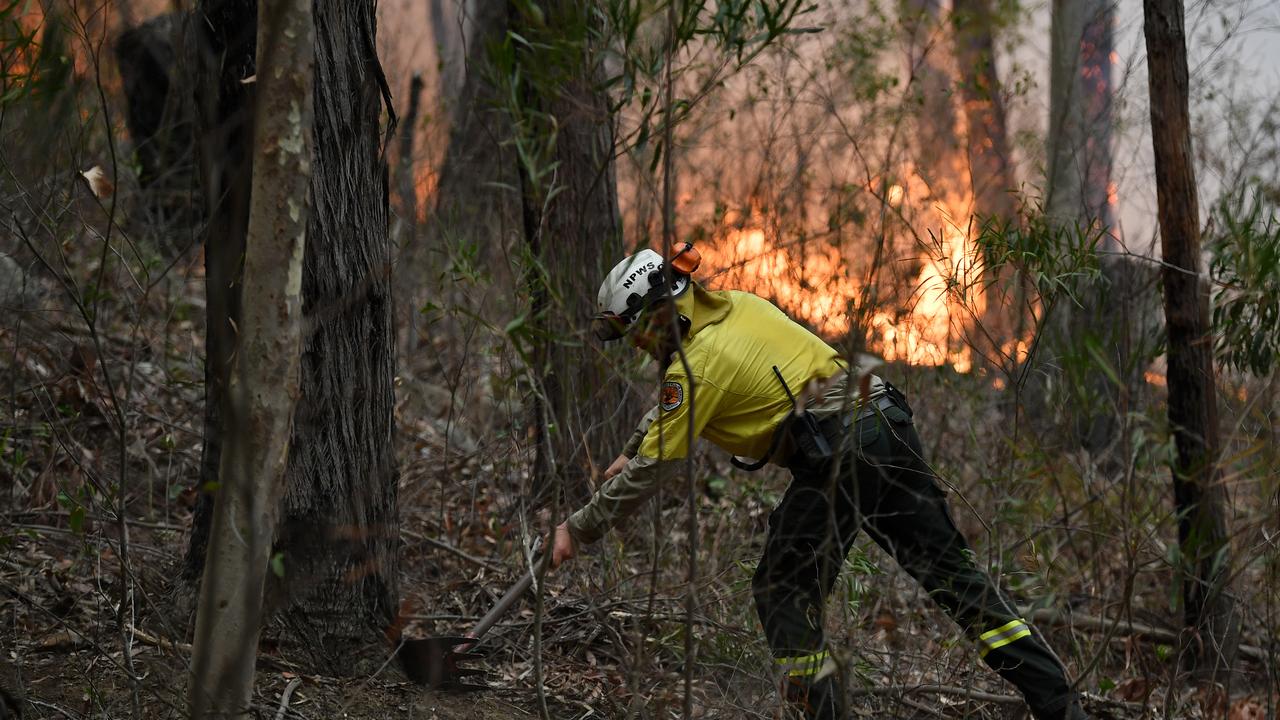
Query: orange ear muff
669 243 701 275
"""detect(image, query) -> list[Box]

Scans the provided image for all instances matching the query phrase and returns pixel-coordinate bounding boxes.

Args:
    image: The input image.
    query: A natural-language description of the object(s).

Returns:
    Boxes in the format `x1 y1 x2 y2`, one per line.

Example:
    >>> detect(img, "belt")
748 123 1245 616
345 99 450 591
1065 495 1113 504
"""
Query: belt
814 390 892 436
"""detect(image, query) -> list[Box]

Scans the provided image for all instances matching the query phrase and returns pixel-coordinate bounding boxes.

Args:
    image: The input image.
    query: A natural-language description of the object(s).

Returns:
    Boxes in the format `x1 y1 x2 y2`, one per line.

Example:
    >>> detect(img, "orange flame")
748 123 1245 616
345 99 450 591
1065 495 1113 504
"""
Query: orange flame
698 168 997 374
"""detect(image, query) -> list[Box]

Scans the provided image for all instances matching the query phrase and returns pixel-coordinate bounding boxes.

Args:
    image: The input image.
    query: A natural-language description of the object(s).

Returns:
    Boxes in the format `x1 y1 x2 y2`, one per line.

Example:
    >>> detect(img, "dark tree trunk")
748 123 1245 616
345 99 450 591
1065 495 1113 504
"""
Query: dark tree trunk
185 0 257 585
116 18 204 260
902 0 964 205
1142 0 1238 678
115 14 197 211
512 0 627 500
430 0 517 247
187 0 399 673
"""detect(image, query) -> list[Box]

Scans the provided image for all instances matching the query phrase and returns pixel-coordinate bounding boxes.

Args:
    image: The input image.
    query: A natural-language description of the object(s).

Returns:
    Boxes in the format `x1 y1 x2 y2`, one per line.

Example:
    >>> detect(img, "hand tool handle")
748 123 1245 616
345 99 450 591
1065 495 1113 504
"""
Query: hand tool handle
467 568 534 641
466 538 545 644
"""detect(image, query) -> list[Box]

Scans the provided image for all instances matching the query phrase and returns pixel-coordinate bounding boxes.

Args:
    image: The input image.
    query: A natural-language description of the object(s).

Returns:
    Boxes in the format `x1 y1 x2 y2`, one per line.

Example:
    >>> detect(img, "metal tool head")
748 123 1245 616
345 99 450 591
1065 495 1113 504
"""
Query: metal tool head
397 635 488 688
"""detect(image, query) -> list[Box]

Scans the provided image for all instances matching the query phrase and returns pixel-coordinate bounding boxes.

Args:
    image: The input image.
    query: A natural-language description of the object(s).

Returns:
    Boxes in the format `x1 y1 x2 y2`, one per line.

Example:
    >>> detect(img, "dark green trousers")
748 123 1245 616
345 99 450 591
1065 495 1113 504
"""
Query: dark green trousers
752 393 1077 719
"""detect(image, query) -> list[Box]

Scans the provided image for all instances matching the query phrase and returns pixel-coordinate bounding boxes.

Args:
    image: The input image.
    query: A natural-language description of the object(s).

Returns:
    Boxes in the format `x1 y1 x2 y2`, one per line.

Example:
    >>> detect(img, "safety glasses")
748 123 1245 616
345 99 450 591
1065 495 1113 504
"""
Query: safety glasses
592 285 663 342
590 312 632 342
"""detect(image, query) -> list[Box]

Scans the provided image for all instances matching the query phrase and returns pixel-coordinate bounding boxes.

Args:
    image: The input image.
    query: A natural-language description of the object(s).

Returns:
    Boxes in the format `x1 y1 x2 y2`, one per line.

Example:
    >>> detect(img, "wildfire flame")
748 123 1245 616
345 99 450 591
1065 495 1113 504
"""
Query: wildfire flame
698 168 998 373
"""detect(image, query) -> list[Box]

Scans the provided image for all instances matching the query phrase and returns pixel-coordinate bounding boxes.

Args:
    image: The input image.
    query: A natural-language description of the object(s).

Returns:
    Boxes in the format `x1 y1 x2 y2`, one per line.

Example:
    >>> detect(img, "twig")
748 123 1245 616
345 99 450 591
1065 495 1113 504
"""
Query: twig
848 683 1023 704
401 529 505 573
129 624 192 655
130 624 299 673
274 677 302 720
28 698 84 720
1026 608 1271 664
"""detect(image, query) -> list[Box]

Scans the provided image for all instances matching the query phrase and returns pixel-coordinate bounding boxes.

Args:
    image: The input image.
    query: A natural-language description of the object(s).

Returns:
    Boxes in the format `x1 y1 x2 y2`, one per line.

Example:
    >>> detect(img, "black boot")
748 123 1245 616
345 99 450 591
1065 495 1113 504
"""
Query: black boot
782 675 843 720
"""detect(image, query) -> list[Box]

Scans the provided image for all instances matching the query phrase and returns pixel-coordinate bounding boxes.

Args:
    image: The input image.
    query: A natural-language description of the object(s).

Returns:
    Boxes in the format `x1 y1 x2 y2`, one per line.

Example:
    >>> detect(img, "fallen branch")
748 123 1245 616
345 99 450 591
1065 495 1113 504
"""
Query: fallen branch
402 529 505 573
1027 608 1270 664
274 677 302 720
848 683 1022 704
129 624 192 655
130 624 296 672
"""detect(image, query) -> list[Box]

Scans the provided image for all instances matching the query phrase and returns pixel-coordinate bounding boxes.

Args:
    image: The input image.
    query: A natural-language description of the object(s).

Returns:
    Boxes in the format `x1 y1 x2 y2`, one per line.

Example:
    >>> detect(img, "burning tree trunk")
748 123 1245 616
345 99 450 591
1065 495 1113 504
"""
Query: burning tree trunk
902 0 965 206
188 0 313 714
511 0 628 498
187 0 400 673
1142 0 1238 678
1030 0 1133 455
425 0 519 288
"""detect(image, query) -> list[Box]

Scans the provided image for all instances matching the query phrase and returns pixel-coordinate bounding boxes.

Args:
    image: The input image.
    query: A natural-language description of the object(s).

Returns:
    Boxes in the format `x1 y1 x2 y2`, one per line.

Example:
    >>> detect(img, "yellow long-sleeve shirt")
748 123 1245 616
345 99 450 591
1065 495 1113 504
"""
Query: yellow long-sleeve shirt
567 286 871 544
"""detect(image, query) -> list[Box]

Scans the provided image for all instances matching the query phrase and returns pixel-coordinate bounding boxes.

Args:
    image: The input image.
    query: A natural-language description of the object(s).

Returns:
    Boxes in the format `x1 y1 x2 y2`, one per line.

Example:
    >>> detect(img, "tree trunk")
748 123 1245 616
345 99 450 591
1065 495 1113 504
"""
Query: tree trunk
512 0 627 500
1027 0 1120 446
951 0 1015 222
188 0 314 716
950 0 1024 368
187 0 400 674
412 0 519 333
185 0 258 585
902 0 965 206
1046 0 1113 234
268 0 399 670
1142 0 1238 679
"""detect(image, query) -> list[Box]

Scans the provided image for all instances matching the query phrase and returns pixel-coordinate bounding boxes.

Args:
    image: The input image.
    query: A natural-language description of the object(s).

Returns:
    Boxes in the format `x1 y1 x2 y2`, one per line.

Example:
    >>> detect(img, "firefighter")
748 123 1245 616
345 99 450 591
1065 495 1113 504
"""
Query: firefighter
548 247 1089 720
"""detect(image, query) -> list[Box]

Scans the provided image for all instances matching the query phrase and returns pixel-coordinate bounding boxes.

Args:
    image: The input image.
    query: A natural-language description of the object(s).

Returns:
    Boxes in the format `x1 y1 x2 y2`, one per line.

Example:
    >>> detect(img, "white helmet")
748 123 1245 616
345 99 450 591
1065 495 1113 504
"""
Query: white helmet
592 247 694 341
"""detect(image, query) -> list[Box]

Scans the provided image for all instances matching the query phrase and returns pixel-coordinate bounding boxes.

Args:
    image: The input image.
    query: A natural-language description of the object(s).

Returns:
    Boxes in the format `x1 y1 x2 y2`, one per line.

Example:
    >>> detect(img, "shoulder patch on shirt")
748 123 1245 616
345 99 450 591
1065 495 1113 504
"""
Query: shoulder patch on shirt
660 381 684 412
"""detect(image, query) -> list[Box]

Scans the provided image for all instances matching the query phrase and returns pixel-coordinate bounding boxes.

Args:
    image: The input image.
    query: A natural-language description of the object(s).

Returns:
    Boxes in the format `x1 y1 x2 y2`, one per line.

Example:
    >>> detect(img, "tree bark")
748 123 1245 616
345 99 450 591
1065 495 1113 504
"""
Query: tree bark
1142 0 1238 679
187 0 400 674
186 0 258 585
1028 0 1120 444
949 0 1024 367
1046 0 1113 234
188 0 313 716
951 0 1015 222
902 0 965 206
268 0 399 670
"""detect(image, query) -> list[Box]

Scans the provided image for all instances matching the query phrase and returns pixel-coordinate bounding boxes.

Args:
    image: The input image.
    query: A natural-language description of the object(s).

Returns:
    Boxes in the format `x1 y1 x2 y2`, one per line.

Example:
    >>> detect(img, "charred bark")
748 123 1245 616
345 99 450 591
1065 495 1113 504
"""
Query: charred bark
186 0 400 674
116 12 199 243
1027 0 1121 448
185 0 258 585
1142 0 1238 679
269 1 399 669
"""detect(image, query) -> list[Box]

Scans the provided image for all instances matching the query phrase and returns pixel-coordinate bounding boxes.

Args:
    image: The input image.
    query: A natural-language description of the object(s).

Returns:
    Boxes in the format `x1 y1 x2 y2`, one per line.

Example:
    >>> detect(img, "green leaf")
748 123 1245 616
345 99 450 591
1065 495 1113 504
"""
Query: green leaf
1155 644 1173 662
68 506 85 534
1098 677 1116 692
270 553 286 579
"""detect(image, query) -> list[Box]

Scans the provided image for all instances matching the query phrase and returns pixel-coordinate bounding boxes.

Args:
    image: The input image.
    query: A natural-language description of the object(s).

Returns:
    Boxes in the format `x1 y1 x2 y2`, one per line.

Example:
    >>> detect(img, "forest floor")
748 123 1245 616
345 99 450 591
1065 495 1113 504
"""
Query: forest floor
2 256 1277 719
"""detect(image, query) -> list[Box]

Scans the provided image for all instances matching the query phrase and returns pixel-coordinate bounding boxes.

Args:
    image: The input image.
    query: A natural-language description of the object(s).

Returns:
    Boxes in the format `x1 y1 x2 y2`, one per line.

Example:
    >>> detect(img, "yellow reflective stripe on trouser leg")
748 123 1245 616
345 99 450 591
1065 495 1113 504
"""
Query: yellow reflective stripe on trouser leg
978 619 1032 657
775 650 831 677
